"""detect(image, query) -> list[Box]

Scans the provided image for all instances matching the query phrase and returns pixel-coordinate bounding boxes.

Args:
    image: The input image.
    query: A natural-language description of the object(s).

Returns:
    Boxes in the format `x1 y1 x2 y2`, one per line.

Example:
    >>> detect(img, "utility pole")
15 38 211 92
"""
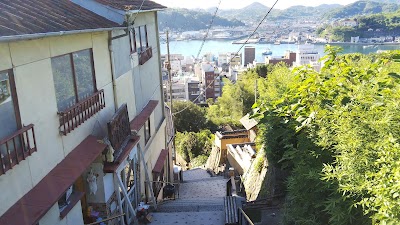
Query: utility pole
254 79 258 102
166 30 172 115
166 30 176 168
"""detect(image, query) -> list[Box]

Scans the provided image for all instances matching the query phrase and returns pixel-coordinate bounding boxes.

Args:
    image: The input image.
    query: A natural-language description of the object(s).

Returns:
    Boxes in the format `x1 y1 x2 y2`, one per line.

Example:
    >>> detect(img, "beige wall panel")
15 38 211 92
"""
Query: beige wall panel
92 32 113 89
115 71 136 119
0 43 12 71
9 38 50 67
0 160 33 216
144 120 166 166
65 201 84 225
49 33 92 57
14 59 65 185
39 203 67 225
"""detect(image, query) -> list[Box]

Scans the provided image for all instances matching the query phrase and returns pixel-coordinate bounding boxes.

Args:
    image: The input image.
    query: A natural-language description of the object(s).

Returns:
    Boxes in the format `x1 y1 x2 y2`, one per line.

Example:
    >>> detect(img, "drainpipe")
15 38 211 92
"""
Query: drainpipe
108 31 119 112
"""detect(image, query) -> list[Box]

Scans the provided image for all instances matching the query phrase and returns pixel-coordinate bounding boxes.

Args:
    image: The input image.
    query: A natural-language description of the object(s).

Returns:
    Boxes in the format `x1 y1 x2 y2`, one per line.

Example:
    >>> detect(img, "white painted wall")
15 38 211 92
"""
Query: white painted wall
0 32 115 219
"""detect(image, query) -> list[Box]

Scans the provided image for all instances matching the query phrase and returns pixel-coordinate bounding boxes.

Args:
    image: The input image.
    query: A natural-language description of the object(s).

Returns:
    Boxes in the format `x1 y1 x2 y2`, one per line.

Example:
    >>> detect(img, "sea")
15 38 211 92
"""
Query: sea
160 40 400 62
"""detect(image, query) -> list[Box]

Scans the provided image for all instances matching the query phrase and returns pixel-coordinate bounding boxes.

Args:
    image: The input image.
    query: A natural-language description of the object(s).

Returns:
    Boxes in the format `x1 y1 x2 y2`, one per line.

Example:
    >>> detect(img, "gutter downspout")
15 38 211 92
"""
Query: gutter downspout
108 31 119 112
0 27 126 43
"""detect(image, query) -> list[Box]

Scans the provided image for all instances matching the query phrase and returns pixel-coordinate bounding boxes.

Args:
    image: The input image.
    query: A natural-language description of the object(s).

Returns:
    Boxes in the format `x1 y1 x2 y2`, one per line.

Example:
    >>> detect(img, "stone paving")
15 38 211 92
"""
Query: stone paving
149 168 227 225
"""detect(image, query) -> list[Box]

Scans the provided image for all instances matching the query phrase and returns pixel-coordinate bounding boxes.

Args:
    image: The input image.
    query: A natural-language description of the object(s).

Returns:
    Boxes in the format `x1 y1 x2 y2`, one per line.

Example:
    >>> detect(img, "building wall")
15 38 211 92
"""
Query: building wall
130 11 164 127
244 47 255 66
0 31 116 218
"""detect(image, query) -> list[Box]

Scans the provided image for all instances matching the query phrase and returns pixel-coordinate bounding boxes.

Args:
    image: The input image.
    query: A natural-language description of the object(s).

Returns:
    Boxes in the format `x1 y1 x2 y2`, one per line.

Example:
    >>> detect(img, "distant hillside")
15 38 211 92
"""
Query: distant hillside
272 4 342 20
378 0 400 4
217 2 270 25
318 10 400 41
158 8 245 31
217 2 342 24
325 0 400 19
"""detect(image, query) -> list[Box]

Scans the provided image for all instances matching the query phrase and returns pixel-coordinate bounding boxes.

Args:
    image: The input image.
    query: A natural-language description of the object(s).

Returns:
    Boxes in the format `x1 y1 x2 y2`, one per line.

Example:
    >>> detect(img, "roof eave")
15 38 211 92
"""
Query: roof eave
127 7 167 14
0 26 126 43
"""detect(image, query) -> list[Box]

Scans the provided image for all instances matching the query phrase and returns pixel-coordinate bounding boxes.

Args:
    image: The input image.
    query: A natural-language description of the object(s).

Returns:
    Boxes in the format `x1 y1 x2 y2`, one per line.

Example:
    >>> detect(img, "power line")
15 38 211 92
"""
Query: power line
233 0 280 57
131 0 146 23
196 0 222 60
172 0 280 116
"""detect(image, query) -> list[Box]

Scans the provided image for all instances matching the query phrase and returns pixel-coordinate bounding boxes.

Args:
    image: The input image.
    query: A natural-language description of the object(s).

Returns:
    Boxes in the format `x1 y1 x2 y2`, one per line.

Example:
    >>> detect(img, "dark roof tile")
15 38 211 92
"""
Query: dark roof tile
0 0 122 37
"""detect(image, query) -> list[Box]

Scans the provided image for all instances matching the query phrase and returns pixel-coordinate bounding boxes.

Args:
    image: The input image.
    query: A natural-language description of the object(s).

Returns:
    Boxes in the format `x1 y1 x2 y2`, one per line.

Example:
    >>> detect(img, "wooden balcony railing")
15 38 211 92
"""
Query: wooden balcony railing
139 47 153 65
0 124 37 175
58 90 105 135
107 104 131 160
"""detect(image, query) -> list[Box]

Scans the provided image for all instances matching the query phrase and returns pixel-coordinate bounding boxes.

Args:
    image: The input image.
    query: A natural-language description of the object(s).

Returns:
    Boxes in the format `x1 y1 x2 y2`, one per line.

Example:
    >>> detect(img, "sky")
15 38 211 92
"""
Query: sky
152 0 359 10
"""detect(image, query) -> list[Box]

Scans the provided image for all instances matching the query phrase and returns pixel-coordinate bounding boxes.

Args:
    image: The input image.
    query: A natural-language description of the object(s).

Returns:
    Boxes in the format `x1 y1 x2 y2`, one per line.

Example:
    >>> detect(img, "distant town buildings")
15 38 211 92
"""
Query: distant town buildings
265 50 296 66
244 46 256 66
338 18 358 27
294 44 321 71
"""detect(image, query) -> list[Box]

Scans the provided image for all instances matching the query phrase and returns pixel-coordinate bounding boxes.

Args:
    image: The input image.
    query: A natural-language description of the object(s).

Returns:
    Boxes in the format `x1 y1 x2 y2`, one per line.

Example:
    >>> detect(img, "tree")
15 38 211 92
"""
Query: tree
255 46 400 225
172 101 208 132
175 130 214 163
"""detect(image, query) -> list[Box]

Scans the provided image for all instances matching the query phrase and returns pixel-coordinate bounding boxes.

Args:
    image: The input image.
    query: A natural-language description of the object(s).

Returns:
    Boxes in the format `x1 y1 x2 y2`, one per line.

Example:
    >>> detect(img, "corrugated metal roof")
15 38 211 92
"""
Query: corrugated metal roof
94 0 166 11
0 0 122 37
240 114 259 131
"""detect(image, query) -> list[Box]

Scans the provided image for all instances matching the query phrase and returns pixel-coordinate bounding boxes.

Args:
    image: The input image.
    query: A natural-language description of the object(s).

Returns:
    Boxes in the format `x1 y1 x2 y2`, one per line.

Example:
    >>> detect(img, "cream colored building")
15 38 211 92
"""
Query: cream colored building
0 1 173 225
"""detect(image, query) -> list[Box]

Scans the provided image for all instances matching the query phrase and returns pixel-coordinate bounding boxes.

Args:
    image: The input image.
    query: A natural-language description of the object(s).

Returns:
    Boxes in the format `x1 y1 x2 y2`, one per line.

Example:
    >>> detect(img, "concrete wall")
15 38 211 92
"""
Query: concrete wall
0 32 116 221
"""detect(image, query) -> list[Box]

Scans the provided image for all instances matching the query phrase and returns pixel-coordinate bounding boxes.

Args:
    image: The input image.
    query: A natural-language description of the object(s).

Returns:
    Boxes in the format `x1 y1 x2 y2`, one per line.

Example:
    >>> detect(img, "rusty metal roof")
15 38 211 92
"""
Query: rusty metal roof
0 0 122 37
94 0 166 11
130 100 159 131
0 135 107 225
153 148 169 173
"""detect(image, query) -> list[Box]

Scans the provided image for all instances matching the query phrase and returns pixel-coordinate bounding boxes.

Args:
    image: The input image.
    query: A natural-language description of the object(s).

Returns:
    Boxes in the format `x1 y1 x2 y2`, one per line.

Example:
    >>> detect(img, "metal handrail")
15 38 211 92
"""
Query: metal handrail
238 207 255 225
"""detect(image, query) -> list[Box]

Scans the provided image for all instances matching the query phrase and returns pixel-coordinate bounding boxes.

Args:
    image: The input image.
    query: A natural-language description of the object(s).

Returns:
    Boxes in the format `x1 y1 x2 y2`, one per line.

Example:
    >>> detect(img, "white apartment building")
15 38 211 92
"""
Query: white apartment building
0 1 174 225
294 44 321 69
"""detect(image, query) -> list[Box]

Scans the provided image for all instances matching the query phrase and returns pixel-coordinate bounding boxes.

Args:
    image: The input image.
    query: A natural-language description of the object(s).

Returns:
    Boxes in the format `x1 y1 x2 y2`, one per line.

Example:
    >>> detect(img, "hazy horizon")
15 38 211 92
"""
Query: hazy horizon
152 0 359 10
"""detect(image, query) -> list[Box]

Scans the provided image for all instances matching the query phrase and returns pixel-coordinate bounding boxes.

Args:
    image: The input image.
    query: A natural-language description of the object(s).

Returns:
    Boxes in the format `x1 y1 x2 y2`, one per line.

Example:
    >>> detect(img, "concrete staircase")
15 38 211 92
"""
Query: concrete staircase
149 168 227 225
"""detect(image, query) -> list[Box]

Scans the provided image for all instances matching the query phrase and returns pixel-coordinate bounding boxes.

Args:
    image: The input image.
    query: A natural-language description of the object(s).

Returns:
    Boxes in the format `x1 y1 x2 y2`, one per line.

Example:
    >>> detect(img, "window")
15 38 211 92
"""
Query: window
58 181 85 219
144 119 151 144
51 49 96 112
0 70 20 139
129 29 137 53
140 25 148 49
134 25 149 53
0 70 22 167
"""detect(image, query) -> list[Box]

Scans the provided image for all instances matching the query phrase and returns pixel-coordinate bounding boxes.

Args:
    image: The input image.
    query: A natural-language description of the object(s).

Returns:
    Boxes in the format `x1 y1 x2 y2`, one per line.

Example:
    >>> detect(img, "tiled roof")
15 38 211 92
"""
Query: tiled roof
94 0 166 11
0 0 122 37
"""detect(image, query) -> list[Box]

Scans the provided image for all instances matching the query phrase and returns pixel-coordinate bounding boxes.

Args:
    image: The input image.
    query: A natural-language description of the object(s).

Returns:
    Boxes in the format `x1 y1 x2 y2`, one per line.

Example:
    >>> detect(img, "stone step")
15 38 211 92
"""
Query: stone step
158 199 224 206
156 198 224 212
155 204 224 212
182 176 226 183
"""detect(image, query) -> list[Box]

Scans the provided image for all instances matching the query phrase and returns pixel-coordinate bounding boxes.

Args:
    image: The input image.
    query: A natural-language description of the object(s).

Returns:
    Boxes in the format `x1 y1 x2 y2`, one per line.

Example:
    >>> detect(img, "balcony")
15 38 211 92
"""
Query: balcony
58 90 105 135
103 104 142 173
139 47 153 65
0 124 37 175
107 104 131 160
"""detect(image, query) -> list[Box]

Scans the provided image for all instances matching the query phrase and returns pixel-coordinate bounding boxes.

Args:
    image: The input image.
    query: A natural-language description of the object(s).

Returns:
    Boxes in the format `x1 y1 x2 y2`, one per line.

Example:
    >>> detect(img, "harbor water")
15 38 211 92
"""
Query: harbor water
159 40 400 62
